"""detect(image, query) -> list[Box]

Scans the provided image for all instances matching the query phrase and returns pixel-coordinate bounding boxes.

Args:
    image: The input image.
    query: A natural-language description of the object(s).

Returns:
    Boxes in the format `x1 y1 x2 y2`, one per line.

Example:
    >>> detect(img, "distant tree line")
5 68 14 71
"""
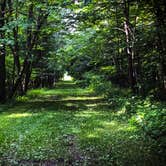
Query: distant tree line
0 0 166 103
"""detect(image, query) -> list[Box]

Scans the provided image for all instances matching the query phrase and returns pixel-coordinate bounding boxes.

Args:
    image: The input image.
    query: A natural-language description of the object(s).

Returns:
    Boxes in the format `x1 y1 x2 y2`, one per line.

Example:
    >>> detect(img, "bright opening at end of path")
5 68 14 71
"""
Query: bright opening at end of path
62 72 73 81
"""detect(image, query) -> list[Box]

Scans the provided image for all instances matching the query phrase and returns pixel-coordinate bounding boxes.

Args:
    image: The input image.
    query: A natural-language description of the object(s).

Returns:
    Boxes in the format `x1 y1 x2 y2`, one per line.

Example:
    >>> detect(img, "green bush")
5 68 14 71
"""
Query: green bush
79 72 106 93
79 71 166 160
129 100 166 158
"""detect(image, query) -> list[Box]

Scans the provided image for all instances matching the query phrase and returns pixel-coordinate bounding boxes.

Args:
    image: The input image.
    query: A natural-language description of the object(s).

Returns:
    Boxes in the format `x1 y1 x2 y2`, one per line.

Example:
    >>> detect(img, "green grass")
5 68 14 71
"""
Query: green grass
0 81 164 165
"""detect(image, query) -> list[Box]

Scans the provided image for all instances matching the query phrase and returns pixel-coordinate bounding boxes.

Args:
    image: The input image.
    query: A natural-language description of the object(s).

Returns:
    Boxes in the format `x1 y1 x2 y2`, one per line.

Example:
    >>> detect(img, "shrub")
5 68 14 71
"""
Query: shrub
129 100 166 159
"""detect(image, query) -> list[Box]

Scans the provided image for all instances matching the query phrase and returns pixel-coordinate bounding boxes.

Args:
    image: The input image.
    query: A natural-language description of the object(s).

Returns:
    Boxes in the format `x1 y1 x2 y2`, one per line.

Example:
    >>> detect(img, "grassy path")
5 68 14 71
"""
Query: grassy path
0 81 159 165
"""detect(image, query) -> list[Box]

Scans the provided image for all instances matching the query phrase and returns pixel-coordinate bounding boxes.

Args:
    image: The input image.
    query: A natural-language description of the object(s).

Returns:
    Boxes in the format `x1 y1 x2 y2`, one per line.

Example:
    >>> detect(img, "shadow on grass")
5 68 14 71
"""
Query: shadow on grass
0 81 164 166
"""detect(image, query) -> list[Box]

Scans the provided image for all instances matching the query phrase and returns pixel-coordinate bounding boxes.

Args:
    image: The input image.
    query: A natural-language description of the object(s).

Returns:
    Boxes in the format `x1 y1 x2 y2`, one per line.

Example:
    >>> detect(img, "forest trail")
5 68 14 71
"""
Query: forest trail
0 81 159 165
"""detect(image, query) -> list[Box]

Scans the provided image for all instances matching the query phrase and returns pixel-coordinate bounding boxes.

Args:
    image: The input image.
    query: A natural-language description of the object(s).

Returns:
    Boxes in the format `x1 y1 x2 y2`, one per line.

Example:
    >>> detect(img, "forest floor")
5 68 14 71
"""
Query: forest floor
0 81 162 166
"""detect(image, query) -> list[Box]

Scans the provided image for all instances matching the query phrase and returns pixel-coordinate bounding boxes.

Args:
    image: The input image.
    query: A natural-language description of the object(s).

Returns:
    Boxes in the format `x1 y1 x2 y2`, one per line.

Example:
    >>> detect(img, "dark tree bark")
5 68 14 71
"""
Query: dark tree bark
9 4 49 98
152 0 166 90
7 0 20 86
123 0 136 92
0 0 7 103
23 3 34 93
23 8 49 93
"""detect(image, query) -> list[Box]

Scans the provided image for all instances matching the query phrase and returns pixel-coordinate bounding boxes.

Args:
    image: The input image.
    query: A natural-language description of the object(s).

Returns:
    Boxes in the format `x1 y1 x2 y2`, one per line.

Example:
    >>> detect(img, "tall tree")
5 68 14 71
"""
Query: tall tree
0 0 7 103
122 0 136 92
152 0 166 90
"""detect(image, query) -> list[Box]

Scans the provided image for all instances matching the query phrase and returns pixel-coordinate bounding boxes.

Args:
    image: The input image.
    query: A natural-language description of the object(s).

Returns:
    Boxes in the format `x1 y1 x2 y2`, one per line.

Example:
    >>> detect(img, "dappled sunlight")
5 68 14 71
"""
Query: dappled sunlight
0 0 164 164
124 126 137 132
134 113 145 124
7 113 33 118
85 103 98 107
0 81 161 165
100 120 138 133
86 102 109 107
27 88 93 99
75 112 92 118
86 133 99 139
99 120 128 133
75 110 104 118
61 96 103 101
24 96 102 103
116 107 126 115
101 121 117 127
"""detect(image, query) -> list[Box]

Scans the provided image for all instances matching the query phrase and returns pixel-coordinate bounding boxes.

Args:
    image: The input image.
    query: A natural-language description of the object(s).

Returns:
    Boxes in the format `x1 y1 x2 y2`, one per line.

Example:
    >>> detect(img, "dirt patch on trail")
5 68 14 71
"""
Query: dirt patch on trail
0 159 64 166
0 134 87 166
63 134 86 165
18 134 85 166
19 159 63 166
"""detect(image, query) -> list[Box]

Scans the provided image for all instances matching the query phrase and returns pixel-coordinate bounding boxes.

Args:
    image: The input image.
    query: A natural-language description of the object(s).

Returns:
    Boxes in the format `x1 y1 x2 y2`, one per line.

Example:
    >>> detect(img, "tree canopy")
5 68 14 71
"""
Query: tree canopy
0 0 166 165
0 0 166 102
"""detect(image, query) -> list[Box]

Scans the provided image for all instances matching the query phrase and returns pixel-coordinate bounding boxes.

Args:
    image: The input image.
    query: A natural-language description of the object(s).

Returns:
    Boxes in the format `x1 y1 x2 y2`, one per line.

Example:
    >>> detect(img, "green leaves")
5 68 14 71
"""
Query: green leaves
84 0 92 5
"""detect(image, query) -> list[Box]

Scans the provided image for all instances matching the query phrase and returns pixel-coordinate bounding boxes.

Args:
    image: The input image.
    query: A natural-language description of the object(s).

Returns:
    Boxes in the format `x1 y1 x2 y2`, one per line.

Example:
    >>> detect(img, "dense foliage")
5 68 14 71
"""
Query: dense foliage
0 0 67 101
62 0 166 99
0 0 166 101
0 0 166 165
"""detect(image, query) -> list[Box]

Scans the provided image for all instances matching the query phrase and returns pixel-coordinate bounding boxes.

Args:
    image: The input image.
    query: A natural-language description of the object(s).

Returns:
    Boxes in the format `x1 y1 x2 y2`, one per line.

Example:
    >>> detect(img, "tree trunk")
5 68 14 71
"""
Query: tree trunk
24 62 32 93
152 0 166 90
22 3 34 94
9 3 49 98
0 0 6 103
123 0 136 92
9 56 30 98
8 0 20 86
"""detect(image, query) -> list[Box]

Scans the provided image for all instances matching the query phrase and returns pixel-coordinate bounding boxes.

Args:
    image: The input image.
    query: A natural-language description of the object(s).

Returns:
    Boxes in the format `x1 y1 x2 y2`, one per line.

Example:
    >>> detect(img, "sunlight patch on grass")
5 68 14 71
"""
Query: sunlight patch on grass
125 126 137 132
85 103 97 107
75 113 92 118
75 110 103 118
99 120 138 134
0 81 158 165
86 133 99 138
7 113 32 118
116 107 126 115
26 88 93 99
61 96 103 101
102 121 117 127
